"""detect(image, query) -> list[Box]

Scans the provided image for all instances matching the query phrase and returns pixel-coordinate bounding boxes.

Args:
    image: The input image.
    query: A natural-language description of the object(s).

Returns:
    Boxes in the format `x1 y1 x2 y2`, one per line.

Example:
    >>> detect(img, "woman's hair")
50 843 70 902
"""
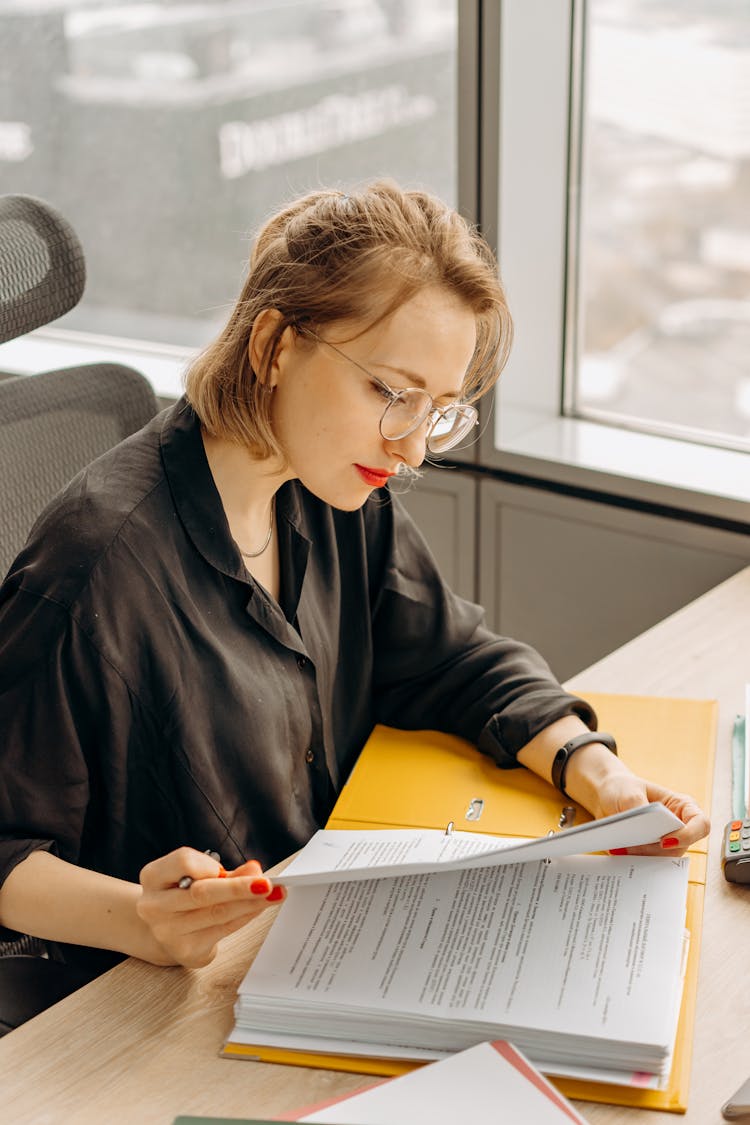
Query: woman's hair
185 180 512 457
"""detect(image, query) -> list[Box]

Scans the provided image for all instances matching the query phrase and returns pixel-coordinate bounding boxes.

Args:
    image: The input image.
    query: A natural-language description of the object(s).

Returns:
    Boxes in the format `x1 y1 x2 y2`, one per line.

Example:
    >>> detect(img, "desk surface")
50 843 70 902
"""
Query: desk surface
2 567 750 1125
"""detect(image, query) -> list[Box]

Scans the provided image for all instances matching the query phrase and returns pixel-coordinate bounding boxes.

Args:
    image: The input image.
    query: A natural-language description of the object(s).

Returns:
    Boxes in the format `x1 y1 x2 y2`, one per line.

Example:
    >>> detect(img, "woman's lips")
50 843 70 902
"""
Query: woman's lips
355 464 394 488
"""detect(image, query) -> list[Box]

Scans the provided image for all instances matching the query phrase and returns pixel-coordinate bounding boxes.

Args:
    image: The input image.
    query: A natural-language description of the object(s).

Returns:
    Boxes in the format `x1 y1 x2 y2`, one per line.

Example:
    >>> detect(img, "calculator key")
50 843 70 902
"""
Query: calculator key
731 820 743 830
730 841 741 852
743 841 750 851
742 828 750 838
730 831 741 841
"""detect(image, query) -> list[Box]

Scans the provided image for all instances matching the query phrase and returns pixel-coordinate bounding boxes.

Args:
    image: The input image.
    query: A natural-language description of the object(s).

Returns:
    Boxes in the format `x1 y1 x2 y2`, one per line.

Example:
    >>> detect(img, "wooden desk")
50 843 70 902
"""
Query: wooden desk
2 567 749 1125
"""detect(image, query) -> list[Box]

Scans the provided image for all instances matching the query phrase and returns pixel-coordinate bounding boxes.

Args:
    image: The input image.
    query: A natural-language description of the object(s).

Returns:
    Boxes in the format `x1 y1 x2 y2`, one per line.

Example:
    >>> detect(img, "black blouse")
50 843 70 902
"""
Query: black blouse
0 399 594 970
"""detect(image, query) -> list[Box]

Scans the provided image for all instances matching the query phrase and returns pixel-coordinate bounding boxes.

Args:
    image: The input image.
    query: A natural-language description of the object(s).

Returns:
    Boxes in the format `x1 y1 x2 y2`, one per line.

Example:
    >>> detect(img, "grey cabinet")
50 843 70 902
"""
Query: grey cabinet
478 479 750 681
394 469 750 683
394 468 477 602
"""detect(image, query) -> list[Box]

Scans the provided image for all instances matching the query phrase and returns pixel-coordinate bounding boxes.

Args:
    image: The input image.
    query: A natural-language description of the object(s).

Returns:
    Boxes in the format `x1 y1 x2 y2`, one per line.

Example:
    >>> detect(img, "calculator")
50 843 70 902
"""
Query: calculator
722 819 750 884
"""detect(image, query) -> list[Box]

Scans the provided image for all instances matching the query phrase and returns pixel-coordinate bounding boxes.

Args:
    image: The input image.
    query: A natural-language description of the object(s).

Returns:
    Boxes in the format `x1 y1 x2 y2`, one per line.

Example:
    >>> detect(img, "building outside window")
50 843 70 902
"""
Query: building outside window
1 0 748 468
0 0 457 353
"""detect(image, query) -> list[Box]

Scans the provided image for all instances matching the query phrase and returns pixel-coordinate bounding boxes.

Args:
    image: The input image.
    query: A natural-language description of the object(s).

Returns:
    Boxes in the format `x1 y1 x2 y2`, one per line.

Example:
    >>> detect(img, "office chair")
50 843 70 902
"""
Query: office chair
0 193 159 1033
0 194 159 579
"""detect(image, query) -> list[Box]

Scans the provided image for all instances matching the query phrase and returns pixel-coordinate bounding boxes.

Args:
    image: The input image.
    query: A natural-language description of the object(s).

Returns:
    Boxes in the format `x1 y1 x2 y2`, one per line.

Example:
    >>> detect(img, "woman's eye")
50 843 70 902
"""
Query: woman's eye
371 381 394 402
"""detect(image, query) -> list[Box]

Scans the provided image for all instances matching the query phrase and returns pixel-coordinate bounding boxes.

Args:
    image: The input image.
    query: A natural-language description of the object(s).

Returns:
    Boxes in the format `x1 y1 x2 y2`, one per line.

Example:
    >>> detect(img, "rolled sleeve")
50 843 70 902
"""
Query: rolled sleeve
370 495 596 764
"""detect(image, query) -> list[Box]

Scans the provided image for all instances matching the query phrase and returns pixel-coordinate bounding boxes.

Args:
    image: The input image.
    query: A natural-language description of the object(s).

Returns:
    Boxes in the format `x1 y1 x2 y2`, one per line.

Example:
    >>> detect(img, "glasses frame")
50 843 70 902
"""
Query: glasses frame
312 335 478 454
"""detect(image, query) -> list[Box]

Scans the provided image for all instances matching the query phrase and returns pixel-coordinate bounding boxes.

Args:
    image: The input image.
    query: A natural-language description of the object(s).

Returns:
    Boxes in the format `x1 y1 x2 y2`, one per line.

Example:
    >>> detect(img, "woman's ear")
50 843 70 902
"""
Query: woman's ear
247 308 287 389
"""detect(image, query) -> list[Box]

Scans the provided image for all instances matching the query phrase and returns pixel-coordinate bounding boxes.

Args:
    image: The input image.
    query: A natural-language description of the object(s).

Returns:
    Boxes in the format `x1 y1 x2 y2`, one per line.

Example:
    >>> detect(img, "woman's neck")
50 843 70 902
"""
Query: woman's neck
201 430 291 599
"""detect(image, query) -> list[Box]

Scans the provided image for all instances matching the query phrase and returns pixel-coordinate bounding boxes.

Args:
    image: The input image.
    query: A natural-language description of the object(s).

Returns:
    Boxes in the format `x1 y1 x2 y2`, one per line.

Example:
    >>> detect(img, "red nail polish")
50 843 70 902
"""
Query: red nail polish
661 837 680 849
266 886 285 903
217 865 227 878
250 878 270 895
610 847 628 855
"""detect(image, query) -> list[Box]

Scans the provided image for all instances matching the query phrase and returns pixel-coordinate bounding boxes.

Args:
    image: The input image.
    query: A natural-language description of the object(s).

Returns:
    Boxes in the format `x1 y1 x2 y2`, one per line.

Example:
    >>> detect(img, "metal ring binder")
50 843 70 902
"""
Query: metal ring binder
465 798 484 821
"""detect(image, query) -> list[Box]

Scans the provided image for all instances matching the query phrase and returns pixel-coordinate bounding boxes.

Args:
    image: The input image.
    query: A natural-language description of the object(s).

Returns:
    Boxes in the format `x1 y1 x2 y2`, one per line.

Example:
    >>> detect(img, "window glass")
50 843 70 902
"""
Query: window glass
0 1 457 348
569 0 750 452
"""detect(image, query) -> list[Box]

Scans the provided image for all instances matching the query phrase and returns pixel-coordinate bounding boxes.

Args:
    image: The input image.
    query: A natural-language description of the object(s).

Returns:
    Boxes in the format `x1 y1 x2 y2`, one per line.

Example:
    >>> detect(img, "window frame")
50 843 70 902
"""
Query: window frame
477 0 750 525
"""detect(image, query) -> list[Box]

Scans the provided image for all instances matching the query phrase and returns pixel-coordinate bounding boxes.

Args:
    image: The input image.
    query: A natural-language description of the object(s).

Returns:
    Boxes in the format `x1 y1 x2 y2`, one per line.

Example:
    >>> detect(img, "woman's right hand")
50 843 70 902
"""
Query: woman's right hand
136 847 285 968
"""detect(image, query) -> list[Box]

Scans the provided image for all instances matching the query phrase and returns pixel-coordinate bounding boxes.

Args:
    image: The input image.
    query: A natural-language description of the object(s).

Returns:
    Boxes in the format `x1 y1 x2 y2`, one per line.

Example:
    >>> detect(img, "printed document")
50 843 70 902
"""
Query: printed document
235 851 689 1081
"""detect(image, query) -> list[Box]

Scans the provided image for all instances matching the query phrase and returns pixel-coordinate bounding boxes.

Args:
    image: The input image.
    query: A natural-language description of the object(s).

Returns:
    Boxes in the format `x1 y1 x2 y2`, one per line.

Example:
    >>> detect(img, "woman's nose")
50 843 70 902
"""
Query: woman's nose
384 421 428 468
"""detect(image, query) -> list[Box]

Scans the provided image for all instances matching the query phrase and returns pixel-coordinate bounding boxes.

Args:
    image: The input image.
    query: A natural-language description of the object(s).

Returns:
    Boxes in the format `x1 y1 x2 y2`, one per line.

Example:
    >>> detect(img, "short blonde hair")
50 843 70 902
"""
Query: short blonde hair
185 180 512 457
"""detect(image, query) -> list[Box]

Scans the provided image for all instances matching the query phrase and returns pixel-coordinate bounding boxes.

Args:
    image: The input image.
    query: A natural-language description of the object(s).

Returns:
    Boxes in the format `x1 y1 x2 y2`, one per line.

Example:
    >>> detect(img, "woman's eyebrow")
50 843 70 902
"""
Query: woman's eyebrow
374 362 462 399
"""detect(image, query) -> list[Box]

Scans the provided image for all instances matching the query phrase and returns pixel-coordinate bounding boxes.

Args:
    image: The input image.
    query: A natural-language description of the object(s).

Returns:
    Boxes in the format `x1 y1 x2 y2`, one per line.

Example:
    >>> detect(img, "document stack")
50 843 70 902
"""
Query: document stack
228 809 690 1090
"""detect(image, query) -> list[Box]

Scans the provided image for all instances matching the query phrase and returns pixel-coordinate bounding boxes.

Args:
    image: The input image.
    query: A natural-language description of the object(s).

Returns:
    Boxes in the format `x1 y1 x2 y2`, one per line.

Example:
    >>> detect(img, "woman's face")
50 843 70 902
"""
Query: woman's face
268 287 478 511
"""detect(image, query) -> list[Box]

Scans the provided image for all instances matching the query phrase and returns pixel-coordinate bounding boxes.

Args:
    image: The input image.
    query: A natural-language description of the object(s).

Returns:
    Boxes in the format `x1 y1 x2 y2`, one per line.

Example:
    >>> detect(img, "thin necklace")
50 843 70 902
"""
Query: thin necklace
238 497 275 559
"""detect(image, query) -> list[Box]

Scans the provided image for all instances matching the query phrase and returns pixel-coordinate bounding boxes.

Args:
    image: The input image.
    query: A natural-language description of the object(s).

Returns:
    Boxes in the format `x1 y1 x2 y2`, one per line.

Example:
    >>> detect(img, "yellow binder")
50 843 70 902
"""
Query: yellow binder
226 693 717 1114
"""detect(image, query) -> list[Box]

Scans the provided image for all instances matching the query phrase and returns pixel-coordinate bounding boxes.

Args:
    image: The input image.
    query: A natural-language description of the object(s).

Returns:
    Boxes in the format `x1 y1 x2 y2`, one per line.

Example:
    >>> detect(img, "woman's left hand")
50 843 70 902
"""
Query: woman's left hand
587 772 710 857
518 719 711 858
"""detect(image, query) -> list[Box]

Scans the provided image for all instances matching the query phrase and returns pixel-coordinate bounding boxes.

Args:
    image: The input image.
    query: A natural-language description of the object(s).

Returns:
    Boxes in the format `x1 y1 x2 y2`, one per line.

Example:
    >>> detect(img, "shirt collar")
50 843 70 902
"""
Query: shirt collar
159 398 243 579
159 398 310 592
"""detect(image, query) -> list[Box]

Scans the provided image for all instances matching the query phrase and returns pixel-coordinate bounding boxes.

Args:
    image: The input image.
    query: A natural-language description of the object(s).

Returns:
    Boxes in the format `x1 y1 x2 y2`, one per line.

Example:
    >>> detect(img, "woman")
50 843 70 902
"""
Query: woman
0 182 708 978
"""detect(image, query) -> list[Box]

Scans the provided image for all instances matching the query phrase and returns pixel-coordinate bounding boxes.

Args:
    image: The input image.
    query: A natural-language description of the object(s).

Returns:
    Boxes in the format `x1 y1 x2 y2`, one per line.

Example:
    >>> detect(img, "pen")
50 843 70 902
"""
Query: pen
744 683 750 819
731 716 745 821
731 686 750 821
178 849 224 889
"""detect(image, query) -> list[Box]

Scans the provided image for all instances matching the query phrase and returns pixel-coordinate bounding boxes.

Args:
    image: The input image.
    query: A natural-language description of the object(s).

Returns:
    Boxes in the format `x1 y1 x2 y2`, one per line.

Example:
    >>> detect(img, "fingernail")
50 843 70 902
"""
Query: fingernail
661 837 680 849
250 878 271 895
266 886 285 903
609 848 628 855
217 865 227 878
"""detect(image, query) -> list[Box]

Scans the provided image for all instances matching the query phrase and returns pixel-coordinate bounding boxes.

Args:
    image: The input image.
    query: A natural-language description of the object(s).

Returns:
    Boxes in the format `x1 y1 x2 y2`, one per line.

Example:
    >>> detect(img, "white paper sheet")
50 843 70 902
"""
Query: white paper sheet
298 1041 589 1124
275 804 683 886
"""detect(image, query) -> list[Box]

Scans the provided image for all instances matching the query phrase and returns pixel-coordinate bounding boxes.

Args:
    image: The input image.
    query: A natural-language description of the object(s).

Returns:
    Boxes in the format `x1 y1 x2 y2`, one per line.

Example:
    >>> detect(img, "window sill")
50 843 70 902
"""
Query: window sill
492 404 750 528
0 329 191 400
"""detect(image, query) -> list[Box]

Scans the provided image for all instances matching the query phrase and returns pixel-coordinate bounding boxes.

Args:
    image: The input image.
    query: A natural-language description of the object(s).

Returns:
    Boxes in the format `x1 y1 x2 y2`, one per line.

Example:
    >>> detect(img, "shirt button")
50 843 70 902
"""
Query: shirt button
296 655 307 669
305 748 315 765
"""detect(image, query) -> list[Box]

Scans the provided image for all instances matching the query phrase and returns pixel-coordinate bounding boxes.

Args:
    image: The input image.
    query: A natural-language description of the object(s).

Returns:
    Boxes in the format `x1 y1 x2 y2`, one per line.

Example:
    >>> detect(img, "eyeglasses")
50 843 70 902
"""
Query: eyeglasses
314 336 478 454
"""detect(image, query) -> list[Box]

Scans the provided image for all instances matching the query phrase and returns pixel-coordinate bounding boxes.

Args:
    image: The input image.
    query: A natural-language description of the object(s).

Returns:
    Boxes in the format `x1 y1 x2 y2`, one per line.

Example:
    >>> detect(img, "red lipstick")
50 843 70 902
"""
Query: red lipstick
355 464 394 488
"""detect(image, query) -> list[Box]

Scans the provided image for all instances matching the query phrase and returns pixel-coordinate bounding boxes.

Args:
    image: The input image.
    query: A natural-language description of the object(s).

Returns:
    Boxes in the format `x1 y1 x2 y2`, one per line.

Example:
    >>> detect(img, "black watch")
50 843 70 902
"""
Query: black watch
551 732 618 799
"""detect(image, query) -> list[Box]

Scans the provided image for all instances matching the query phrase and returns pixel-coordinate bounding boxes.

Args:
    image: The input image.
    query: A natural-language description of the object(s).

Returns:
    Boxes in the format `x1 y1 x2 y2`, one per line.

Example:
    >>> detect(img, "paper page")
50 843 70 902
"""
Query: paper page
224 1027 664 1088
275 803 684 886
226 1027 445 1062
298 1041 589 1124
225 1026 664 1089
239 854 689 1066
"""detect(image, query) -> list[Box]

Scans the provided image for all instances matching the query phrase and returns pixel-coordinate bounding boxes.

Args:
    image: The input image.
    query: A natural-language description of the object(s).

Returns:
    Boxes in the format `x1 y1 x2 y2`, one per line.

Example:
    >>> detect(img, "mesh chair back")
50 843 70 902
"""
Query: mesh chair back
0 364 158 578
0 192 159 578
0 195 85 343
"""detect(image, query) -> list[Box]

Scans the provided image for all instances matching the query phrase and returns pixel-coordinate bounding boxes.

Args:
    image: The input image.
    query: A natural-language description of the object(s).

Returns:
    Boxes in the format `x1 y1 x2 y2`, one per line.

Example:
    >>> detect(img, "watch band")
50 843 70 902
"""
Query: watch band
551 731 618 799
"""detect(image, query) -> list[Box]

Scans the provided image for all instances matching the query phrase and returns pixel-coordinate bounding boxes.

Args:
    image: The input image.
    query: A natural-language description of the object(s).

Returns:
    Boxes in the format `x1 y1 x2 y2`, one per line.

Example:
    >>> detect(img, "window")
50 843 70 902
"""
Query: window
569 0 750 454
0 0 458 358
489 0 750 519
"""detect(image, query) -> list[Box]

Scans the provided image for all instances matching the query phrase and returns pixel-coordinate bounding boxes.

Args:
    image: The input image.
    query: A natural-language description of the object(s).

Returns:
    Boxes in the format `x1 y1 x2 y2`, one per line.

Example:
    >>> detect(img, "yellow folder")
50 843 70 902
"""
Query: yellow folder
226 692 717 1114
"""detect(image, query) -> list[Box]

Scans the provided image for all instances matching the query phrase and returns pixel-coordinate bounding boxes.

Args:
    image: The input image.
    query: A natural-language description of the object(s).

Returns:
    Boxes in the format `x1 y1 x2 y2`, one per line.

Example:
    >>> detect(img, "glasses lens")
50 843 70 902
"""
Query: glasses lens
427 406 478 453
380 390 432 439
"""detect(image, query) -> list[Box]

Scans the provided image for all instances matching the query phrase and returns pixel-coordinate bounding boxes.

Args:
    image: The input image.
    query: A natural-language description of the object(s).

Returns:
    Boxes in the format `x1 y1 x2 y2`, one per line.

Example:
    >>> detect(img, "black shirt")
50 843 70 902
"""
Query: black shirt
0 399 594 970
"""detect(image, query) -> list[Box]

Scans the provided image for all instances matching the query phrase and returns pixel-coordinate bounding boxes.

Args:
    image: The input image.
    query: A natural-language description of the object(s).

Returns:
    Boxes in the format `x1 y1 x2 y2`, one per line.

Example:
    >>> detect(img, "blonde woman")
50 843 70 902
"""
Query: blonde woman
0 183 708 981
